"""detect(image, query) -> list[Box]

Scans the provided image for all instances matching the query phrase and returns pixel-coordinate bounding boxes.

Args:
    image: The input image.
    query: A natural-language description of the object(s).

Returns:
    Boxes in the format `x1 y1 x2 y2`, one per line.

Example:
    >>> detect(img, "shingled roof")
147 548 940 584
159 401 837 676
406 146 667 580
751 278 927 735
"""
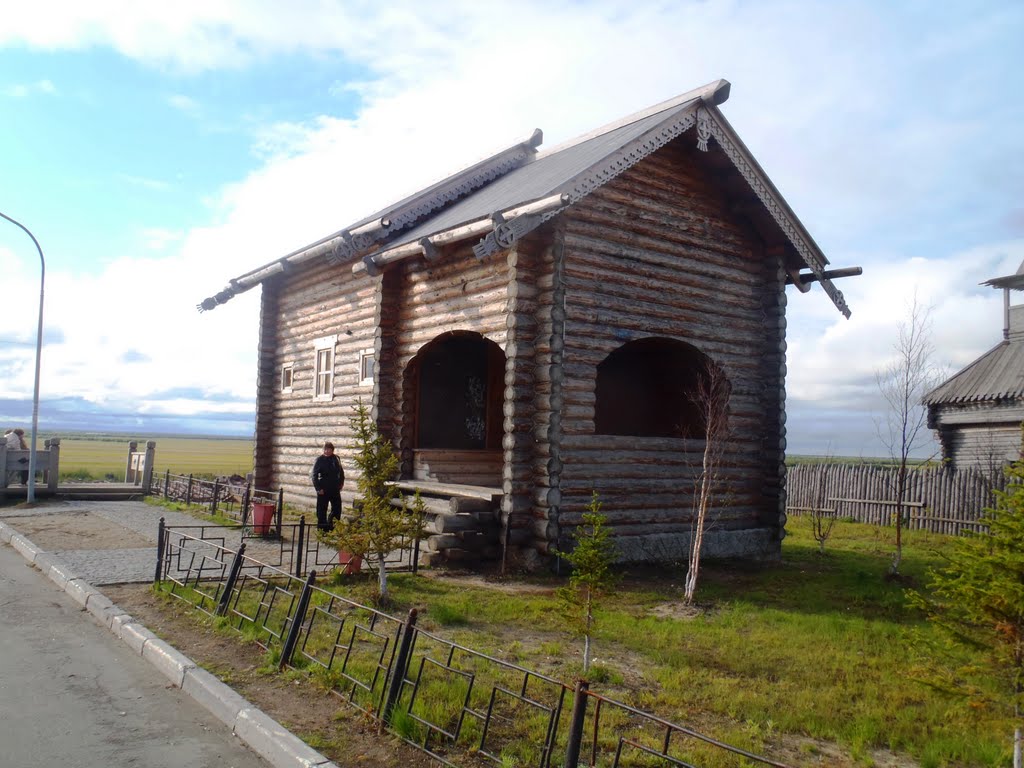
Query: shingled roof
925 259 1024 406
199 79 850 317
924 338 1024 405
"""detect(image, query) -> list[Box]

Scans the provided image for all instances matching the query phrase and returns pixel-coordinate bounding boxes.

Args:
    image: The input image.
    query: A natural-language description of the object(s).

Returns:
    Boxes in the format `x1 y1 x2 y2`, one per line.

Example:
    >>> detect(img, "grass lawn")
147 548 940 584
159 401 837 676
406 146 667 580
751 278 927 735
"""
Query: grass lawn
300 519 1011 766
48 434 253 480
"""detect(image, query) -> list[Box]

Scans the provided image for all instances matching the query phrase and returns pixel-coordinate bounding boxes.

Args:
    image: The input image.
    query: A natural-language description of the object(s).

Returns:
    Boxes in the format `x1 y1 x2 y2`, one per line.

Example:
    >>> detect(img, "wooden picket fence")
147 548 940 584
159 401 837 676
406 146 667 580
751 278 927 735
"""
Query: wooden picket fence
785 463 1009 536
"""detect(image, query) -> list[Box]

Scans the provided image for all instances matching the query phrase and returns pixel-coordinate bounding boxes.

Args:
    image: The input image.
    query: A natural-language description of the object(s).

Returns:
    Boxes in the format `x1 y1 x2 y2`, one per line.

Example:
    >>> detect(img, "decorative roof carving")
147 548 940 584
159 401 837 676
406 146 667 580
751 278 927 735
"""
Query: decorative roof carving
701 108 851 319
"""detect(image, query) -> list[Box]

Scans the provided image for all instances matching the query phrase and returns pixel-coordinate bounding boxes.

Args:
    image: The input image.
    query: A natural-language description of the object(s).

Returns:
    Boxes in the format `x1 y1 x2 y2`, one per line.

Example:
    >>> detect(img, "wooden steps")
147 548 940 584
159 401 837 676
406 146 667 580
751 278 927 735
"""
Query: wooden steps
391 478 503 565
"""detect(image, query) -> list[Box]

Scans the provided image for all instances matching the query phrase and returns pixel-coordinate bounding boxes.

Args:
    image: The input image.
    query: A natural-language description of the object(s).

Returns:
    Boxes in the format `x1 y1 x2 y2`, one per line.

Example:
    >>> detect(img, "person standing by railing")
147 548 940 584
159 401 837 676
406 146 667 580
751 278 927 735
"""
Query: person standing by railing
311 441 344 532
4 428 28 484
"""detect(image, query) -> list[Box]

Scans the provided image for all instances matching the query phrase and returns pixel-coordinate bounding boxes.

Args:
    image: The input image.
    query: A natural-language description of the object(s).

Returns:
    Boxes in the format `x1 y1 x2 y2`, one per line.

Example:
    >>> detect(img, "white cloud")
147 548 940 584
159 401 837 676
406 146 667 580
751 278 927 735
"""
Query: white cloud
167 93 200 114
3 79 57 98
0 2 1021 454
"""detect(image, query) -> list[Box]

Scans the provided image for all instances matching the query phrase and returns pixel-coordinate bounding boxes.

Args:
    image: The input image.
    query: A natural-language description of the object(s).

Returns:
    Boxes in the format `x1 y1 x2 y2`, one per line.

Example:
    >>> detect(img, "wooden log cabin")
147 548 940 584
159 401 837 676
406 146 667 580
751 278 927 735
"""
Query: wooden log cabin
200 79 856 567
925 261 1024 471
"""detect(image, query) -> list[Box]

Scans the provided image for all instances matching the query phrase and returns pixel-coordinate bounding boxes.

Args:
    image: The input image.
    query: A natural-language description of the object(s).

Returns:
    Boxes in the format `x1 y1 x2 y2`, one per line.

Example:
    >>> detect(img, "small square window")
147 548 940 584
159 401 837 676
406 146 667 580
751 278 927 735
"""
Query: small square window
359 349 375 386
280 364 294 393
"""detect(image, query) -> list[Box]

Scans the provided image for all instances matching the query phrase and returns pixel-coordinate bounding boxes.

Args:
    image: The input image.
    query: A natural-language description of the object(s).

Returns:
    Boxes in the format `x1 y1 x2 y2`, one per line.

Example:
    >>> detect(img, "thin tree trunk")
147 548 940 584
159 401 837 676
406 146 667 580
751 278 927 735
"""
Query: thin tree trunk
583 591 593 674
1014 725 1021 768
378 558 388 600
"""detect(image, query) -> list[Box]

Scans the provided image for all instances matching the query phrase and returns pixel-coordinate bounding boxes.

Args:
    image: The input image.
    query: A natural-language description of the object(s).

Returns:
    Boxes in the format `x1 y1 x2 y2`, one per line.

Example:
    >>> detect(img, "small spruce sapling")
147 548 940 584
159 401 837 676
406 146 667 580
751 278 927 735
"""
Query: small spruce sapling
908 458 1024 767
557 491 618 676
318 399 425 602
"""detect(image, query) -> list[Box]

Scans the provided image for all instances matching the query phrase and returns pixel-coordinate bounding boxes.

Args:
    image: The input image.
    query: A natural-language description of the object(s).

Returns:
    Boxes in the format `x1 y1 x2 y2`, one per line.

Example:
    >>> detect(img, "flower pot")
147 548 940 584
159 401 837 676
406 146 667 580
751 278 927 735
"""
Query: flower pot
251 502 276 536
338 550 362 575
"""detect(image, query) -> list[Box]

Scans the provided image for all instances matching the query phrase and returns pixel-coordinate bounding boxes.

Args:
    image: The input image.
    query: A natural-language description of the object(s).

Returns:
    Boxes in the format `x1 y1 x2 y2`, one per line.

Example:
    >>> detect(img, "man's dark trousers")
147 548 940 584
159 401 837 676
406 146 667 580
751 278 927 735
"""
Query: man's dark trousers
317 489 342 532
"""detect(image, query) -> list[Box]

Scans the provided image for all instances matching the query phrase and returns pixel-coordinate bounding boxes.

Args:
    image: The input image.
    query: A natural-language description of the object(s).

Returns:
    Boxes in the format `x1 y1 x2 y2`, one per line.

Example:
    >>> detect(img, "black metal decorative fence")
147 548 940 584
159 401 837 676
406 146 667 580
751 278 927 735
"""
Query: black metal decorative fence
154 521 789 768
150 470 283 533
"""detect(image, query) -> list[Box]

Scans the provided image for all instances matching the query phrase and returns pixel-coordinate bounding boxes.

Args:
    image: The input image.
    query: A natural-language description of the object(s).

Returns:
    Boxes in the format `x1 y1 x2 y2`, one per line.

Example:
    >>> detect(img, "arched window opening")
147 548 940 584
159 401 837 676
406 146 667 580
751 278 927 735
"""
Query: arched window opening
594 337 726 438
409 332 504 450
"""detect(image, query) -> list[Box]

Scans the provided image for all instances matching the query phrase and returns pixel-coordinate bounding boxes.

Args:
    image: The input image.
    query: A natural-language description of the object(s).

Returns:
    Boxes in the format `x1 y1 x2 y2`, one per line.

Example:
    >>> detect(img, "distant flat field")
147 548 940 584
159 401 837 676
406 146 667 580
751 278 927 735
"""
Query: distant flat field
52 435 254 478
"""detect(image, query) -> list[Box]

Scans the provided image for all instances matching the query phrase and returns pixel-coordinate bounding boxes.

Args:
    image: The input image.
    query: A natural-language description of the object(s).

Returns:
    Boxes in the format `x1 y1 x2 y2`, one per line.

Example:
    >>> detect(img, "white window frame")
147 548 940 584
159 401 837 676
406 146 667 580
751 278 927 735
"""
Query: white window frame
358 348 375 386
312 335 337 401
280 362 294 394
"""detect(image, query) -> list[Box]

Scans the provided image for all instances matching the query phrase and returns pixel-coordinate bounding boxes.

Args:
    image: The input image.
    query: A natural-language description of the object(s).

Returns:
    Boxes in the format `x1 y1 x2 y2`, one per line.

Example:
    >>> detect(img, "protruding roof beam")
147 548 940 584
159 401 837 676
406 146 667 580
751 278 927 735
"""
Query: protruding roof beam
352 193 569 276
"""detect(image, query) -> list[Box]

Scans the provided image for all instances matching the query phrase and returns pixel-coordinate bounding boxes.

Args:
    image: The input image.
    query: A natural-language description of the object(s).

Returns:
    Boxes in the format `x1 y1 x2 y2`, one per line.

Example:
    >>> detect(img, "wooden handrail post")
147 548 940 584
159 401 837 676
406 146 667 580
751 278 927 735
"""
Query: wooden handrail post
142 441 155 494
125 440 138 483
47 438 60 492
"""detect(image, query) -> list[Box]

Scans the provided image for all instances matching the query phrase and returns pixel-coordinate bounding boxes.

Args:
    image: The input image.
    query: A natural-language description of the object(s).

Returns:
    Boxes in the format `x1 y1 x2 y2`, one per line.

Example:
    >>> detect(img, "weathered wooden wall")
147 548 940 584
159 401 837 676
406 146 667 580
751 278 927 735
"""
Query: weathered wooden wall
384 241 510 479
786 462 1010 535
254 258 378 505
550 138 787 563
931 400 1023 470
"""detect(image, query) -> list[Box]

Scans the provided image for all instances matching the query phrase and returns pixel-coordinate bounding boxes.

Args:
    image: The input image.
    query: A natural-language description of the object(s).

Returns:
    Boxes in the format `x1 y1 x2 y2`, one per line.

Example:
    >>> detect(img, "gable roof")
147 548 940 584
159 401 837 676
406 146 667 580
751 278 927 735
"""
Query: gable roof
199 79 851 317
924 338 1024 406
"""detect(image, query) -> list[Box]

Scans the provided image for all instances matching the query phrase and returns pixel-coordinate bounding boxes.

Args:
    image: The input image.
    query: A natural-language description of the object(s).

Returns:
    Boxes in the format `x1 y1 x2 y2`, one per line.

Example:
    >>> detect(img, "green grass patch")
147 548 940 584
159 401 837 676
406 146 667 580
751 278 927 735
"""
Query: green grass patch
156 520 1017 765
49 432 253 480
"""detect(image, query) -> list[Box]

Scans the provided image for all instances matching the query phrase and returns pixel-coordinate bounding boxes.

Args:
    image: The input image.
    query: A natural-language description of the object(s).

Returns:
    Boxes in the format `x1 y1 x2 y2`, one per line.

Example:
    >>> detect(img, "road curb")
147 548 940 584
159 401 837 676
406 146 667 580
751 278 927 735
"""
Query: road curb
0 523 339 768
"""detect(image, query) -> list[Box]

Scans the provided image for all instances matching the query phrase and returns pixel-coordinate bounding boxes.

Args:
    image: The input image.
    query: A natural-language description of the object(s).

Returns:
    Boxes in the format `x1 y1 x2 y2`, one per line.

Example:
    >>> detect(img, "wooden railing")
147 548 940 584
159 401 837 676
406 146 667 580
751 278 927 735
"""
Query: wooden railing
0 437 60 492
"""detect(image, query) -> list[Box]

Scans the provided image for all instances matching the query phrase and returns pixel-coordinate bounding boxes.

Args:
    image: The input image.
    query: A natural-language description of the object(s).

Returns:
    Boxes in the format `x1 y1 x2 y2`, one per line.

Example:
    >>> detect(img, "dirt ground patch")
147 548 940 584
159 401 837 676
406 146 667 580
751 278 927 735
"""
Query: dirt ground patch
103 583 434 768
5 513 152 550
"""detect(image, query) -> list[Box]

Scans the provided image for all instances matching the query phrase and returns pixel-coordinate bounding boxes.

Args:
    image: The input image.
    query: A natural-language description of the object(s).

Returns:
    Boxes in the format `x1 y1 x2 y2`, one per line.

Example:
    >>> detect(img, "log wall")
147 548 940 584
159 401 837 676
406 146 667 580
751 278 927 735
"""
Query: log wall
385 241 510 470
931 400 1024 470
553 138 786 563
254 257 378 506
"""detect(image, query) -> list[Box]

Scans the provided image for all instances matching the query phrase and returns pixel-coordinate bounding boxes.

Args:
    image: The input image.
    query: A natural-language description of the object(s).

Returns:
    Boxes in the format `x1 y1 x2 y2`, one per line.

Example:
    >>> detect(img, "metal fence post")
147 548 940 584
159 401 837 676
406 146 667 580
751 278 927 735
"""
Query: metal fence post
216 543 247 617
382 608 419 727
563 680 589 768
412 517 422 575
279 570 317 670
154 517 166 584
241 481 251 523
185 473 193 506
276 487 284 539
163 469 170 500
295 516 306 578
211 479 220 514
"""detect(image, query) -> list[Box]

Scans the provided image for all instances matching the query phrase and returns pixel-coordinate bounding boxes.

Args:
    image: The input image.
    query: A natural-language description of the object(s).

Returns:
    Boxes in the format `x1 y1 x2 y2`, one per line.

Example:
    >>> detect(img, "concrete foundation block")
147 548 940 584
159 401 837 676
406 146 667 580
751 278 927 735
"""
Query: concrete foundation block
32 552 61 583
110 612 136 635
85 593 116 623
234 708 334 768
181 667 250 729
142 638 196 688
0 522 14 543
64 578 97 608
46 558 81 590
11 534 41 561
120 621 157 654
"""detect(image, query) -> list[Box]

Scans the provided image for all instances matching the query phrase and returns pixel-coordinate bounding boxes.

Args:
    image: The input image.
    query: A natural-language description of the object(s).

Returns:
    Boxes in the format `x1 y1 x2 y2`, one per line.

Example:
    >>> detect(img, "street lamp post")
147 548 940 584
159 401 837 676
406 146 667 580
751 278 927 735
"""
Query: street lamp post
0 211 45 503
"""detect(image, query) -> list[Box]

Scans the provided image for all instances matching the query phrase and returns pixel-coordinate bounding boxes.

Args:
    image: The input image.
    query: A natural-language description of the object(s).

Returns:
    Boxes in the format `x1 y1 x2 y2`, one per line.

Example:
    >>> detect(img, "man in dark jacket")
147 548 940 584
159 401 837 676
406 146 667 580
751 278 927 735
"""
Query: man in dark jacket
311 441 344 532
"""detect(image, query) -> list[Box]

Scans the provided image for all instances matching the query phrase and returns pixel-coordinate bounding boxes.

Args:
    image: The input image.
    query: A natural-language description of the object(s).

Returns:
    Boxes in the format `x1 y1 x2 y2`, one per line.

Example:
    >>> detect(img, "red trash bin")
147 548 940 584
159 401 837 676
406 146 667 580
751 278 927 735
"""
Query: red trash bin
338 551 362 575
251 503 276 536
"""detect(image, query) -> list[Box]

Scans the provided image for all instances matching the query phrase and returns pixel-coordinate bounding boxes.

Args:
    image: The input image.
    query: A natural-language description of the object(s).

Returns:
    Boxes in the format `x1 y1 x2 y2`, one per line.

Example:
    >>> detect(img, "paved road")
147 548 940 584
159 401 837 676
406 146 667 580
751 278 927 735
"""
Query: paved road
0 542 269 768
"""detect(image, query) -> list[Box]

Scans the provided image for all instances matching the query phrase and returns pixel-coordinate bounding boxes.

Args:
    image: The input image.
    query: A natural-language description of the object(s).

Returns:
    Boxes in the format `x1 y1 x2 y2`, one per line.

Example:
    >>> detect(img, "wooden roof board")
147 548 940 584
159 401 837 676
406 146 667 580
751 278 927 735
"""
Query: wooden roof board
925 337 1024 405
380 98 703 250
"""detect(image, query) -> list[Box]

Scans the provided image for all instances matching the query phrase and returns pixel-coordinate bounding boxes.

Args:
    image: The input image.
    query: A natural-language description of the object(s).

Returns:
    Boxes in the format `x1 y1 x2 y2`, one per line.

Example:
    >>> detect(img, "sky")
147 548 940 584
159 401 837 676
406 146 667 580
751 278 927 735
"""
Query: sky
0 0 1022 457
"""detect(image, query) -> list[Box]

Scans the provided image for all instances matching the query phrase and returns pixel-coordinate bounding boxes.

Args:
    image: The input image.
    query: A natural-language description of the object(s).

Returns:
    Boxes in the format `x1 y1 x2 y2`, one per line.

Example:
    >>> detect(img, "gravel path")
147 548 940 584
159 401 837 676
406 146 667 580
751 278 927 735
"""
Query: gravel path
0 499 339 585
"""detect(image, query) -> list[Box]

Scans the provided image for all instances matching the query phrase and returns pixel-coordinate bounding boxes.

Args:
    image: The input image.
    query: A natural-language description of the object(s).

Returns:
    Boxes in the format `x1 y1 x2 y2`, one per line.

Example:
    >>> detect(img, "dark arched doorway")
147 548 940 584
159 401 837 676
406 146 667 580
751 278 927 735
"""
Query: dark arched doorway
595 337 726 438
404 331 504 485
